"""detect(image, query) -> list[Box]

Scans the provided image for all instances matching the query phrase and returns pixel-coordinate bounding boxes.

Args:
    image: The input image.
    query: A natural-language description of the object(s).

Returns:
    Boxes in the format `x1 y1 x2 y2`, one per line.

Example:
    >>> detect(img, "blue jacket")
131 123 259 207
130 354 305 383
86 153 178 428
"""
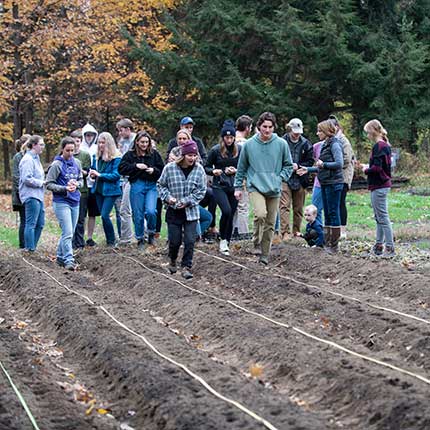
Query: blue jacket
93 156 122 197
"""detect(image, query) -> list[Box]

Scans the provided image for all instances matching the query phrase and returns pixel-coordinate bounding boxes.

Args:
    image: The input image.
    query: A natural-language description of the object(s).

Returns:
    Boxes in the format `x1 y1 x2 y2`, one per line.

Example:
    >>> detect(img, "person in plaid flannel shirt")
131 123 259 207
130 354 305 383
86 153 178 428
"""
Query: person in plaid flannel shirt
157 140 207 279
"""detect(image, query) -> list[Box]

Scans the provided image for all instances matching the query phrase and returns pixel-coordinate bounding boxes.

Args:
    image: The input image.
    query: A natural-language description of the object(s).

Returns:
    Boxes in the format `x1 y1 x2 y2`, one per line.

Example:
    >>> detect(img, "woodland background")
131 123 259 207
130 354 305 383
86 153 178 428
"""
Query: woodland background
1 0 430 178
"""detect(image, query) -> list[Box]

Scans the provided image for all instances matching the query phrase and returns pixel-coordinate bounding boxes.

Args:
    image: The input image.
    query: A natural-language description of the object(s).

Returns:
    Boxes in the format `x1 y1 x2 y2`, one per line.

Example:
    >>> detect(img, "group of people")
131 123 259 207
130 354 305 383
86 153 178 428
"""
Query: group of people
11 111 395 278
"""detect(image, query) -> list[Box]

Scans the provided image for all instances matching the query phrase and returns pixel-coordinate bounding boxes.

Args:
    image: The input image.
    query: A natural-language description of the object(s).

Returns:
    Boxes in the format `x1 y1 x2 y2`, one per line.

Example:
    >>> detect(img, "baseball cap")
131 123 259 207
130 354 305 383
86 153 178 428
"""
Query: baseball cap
287 118 303 134
180 116 194 126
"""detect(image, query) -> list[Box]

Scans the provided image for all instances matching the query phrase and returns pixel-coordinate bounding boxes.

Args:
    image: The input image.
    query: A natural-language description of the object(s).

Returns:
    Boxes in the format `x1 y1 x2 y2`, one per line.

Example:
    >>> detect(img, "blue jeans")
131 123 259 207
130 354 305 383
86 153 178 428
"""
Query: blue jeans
24 198 45 251
130 180 158 239
311 186 324 225
53 202 79 265
95 193 119 245
321 183 343 227
370 187 394 247
196 206 213 236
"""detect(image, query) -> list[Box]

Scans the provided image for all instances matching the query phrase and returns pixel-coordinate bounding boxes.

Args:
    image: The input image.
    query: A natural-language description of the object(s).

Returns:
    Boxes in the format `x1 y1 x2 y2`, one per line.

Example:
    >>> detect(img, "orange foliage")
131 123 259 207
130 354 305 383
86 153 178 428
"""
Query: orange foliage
0 0 177 145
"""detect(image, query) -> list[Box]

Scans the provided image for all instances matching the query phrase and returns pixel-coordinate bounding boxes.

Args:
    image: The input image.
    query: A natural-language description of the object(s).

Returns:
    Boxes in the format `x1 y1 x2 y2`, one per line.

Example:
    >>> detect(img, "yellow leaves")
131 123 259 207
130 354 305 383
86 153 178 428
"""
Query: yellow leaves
13 320 28 330
249 363 264 378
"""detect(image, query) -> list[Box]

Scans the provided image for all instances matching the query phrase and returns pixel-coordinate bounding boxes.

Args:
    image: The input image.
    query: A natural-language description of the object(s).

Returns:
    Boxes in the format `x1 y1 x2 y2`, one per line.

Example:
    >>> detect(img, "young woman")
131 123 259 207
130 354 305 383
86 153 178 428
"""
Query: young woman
19 135 46 252
118 131 164 249
157 140 207 280
362 119 394 257
12 134 31 248
297 120 343 253
46 137 83 269
205 120 241 256
89 132 122 246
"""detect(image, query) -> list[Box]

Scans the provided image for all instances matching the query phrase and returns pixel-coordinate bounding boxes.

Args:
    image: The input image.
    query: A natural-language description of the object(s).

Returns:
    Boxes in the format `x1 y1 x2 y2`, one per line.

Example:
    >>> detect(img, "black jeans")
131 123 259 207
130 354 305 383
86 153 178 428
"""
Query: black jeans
213 187 238 241
168 220 197 269
200 187 217 228
340 183 349 226
72 194 88 249
17 205 26 248
156 197 163 233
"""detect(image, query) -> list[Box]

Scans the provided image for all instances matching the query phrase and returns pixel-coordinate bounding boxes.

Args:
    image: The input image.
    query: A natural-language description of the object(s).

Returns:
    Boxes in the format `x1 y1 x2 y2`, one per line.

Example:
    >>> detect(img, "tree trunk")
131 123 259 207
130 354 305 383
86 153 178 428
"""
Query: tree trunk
2 139 11 179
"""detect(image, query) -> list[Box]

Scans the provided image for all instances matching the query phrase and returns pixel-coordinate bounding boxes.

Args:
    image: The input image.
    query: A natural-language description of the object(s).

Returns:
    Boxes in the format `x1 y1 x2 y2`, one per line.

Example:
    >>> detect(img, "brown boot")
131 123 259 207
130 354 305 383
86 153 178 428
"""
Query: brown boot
329 226 341 253
323 226 331 250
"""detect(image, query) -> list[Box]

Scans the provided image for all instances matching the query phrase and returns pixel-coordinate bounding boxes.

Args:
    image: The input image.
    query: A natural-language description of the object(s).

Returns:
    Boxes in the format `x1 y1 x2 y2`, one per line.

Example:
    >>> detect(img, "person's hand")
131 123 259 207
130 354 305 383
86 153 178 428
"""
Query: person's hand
167 196 177 205
225 166 237 175
234 190 242 200
292 163 298 171
146 167 154 174
136 163 148 170
361 163 369 172
89 169 99 178
294 232 302 237
316 159 324 168
66 180 77 192
296 167 308 176
176 201 186 209
212 169 222 176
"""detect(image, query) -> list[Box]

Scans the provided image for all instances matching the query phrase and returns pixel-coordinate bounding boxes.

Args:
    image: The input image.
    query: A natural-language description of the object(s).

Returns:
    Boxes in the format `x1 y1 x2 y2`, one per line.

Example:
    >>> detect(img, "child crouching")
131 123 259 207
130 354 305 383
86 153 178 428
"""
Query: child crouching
295 204 324 247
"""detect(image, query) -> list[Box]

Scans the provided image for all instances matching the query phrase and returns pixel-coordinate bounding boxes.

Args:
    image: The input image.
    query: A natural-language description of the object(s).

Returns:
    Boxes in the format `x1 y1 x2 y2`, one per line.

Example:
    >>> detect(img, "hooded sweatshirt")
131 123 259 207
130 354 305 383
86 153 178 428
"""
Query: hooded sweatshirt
81 123 99 157
234 133 293 197
46 155 82 206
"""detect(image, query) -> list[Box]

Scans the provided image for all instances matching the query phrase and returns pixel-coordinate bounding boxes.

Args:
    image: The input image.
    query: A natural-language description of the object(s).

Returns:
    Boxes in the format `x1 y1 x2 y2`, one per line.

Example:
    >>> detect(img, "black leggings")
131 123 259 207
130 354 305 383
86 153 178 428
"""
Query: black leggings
200 187 217 228
340 183 349 226
213 187 238 241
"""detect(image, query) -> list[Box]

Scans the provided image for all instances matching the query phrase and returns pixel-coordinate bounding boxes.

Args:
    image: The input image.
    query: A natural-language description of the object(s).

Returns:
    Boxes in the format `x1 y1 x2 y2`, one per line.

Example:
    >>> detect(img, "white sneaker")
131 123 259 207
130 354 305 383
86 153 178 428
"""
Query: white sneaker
219 239 230 256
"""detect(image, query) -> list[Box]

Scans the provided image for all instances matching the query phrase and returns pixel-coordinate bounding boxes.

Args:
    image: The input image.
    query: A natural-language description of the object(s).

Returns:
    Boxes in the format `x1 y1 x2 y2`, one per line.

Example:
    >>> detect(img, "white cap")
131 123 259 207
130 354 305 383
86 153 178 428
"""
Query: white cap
287 118 303 134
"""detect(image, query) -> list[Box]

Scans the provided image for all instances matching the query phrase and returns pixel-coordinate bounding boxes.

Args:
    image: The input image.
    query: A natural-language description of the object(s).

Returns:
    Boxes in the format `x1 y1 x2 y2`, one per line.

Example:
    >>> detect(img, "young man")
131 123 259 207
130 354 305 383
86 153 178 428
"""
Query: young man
234 112 293 265
232 115 253 240
116 118 136 245
80 123 99 246
279 118 313 241
71 129 91 250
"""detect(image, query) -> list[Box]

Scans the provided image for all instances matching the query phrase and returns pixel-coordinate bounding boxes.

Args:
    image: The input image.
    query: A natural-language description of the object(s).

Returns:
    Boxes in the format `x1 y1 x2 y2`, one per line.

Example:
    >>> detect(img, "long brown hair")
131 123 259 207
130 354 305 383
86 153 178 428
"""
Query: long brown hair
219 136 238 158
134 130 153 156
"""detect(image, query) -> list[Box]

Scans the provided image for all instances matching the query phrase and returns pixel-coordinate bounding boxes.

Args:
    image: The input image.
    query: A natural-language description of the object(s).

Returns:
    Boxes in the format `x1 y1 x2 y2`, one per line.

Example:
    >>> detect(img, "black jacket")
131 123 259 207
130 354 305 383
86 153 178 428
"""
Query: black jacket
282 134 313 189
205 143 241 190
118 149 164 183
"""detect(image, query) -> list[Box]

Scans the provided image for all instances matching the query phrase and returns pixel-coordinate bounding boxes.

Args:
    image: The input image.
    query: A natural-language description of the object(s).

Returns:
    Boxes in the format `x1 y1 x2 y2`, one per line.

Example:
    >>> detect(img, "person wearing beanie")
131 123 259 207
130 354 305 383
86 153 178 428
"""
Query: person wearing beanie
205 120 241 256
234 112 293 265
165 116 207 164
157 139 207 280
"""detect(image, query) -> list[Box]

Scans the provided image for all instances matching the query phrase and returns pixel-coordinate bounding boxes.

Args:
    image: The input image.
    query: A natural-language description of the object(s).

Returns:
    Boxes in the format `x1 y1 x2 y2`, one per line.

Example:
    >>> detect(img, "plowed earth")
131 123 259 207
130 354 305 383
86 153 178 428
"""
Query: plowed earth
1 241 430 430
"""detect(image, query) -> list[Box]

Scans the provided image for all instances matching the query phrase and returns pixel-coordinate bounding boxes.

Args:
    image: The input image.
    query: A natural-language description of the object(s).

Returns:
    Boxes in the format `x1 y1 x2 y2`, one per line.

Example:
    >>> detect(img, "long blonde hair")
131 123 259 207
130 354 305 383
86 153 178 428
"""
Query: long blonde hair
97 132 120 161
364 119 389 143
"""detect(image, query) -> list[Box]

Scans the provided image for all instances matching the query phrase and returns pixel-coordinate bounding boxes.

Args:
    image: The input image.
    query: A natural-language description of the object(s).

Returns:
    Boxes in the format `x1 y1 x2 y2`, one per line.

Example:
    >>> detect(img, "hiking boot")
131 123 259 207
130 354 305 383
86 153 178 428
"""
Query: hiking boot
372 243 384 256
219 239 230 256
259 255 269 265
86 238 97 247
168 259 177 274
181 267 193 280
148 234 155 246
137 239 145 250
56 258 65 267
382 245 395 258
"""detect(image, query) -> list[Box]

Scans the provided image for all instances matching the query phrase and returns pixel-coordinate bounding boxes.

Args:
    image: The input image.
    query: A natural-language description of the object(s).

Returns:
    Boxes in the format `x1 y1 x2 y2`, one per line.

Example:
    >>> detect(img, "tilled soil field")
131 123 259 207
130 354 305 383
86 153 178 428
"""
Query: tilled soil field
1 241 430 430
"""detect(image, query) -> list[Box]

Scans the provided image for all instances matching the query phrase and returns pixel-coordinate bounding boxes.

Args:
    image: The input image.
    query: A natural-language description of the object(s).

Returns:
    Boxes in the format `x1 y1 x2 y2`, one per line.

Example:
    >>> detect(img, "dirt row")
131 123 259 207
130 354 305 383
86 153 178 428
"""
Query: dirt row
1 240 430 429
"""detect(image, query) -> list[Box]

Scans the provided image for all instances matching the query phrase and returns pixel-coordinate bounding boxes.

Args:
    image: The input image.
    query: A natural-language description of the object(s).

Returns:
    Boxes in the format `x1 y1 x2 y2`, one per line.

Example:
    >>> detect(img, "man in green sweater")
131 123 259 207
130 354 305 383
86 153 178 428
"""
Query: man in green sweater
234 112 293 264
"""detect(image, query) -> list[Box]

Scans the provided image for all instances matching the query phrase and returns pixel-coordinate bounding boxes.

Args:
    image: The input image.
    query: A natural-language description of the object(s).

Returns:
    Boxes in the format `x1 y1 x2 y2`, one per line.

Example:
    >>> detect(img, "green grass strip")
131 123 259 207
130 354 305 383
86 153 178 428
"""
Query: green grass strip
0 360 40 430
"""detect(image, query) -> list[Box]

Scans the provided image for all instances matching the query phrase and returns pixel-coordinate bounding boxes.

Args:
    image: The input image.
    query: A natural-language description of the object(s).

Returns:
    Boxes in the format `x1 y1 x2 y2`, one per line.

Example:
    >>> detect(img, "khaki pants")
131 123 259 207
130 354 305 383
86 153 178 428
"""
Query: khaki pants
279 183 306 235
249 191 279 257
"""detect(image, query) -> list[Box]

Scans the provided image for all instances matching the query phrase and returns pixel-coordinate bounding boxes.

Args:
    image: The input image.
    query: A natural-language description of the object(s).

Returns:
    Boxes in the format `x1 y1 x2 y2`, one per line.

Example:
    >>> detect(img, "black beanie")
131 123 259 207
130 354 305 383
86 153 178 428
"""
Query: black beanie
221 119 236 137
